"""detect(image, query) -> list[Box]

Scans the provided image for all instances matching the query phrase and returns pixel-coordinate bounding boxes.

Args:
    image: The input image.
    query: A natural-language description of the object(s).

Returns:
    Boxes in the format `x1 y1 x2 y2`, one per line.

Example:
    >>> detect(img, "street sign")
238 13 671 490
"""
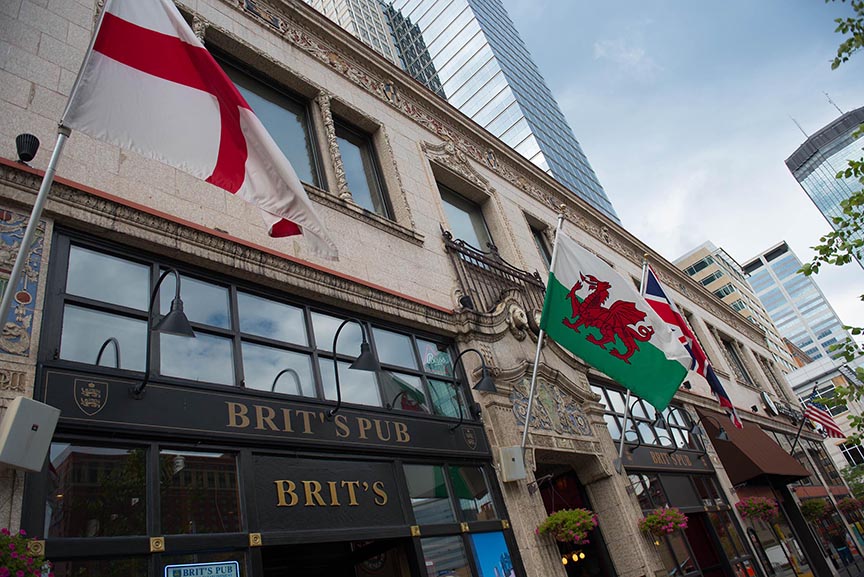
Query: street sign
164 561 240 577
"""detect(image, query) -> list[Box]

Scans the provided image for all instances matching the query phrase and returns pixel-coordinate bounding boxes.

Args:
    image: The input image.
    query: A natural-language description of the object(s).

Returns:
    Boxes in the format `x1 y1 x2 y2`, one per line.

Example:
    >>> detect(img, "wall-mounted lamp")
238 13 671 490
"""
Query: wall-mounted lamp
691 414 729 442
328 318 380 417
271 368 302 395
449 348 496 431
15 133 39 165
95 337 121 369
526 473 553 496
130 268 195 399
681 381 693 390
750 405 759 413
458 294 475 311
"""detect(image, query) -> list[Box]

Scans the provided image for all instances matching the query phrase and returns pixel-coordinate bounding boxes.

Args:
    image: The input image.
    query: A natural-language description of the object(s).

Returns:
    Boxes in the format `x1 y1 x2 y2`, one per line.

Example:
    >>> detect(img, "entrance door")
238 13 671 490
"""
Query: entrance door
262 538 412 577
684 513 726 577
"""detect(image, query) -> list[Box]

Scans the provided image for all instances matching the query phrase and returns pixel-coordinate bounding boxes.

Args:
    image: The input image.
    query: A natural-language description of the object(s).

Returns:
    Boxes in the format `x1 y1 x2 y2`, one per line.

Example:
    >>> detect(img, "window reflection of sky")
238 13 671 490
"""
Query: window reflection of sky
373 328 418 369
242 342 314 397
159 274 230 329
319 359 380 407
238 292 306 345
161 333 233 385
470 532 514 577
67 246 149 310
60 304 146 370
312 312 362 354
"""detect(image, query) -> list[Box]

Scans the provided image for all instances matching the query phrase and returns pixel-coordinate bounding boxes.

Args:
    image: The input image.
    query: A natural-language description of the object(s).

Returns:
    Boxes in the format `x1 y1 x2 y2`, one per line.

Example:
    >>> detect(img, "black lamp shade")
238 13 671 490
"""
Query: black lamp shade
154 298 195 337
716 428 729 442
16 133 39 163
349 342 381 372
472 369 497 393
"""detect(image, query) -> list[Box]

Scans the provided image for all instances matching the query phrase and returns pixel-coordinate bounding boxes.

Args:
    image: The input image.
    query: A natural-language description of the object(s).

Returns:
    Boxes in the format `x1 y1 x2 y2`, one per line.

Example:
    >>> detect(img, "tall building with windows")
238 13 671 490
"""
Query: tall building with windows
306 0 620 223
675 242 796 373
307 0 402 65
785 105 864 269
742 242 854 361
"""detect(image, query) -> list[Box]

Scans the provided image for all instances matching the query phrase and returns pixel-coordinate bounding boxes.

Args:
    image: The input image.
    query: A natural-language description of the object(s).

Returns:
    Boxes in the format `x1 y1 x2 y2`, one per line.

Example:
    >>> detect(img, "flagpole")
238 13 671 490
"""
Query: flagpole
789 381 820 455
0 126 71 328
520 207 566 458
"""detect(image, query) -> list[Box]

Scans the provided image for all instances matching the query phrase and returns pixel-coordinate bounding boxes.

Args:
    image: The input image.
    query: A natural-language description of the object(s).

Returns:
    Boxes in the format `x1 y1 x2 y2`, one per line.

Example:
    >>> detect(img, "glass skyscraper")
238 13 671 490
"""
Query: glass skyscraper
741 242 853 361
306 0 620 222
785 105 864 268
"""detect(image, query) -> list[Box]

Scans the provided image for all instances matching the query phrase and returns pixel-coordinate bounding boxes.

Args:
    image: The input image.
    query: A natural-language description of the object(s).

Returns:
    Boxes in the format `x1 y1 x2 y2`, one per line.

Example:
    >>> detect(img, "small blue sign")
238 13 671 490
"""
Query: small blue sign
164 561 240 577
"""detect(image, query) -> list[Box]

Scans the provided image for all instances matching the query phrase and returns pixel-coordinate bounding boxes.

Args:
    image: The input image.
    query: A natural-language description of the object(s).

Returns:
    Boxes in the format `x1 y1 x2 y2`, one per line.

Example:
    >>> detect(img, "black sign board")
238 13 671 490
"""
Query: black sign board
254 456 406 532
43 369 490 457
623 446 715 474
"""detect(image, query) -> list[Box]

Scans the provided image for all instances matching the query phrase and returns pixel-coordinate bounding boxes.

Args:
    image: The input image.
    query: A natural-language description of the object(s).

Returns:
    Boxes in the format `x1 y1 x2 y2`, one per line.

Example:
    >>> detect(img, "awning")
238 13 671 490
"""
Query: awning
793 485 850 499
696 408 810 485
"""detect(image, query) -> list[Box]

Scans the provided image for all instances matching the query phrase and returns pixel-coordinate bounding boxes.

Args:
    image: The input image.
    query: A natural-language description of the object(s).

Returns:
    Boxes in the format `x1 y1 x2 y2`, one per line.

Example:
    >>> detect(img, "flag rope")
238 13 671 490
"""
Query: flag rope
520 208 566 458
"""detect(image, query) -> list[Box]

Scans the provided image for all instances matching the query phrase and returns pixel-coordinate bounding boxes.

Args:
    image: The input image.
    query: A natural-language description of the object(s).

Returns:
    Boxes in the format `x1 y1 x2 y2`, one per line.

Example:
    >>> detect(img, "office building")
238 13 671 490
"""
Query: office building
742 242 854 361
676 242 796 373
785 106 864 269
307 0 620 223
0 1 851 576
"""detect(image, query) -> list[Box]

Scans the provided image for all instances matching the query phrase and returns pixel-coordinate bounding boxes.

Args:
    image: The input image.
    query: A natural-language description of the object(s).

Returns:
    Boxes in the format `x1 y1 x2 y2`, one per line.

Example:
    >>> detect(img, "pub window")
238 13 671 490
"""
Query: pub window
439 184 493 251
222 62 323 188
45 443 147 538
335 120 392 217
530 224 552 269
404 464 456 525
159 450 241 535
720 337 755 386
449 466 496 521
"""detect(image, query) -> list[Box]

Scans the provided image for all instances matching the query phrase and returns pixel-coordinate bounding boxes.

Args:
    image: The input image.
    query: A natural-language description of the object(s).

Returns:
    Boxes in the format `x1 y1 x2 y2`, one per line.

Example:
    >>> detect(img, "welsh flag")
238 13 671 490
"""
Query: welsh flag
540 235 690 411
62 0 337 259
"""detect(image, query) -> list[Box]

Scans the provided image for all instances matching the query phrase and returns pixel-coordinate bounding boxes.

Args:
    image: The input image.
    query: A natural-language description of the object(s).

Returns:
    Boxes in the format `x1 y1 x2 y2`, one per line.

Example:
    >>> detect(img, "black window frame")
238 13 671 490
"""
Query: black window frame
41 232 471 423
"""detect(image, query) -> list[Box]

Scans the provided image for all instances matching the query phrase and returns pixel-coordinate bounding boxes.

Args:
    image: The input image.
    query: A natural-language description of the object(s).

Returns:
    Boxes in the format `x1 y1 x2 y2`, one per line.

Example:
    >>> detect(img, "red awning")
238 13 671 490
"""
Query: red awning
696 408 810 485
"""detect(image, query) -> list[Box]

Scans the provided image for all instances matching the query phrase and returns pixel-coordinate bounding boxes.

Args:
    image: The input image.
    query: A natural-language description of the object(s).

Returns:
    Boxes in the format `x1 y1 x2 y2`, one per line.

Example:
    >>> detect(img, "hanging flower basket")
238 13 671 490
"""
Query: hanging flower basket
735 497 779 523
536 508 599 545
800 499 829 522
836 497 861 517
638 507 689 537
0 527 53 577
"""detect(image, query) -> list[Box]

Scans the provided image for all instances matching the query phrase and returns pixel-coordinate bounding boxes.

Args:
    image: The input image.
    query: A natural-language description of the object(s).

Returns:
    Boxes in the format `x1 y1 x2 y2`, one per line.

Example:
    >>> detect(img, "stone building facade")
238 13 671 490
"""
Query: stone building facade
0 1 845 576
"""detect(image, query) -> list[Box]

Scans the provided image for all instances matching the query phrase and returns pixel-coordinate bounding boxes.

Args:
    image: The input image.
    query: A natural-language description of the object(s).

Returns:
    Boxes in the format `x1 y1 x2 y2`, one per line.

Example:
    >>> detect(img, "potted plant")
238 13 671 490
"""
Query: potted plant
836 497 861 519
800 499 829 522
0 527 53 577
536 508 599 545
735 497 779 523
638 507 689 537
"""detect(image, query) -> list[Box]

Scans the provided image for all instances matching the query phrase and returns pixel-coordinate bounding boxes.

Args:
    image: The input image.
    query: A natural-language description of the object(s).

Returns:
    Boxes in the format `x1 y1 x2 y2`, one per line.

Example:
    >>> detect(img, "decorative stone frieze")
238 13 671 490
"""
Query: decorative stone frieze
0 207 44 357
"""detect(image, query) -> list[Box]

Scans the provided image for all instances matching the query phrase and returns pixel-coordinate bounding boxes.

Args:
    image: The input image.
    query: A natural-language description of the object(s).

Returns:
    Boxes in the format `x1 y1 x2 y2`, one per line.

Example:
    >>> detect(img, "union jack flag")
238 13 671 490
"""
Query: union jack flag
641 264 743 428
804 400 846 439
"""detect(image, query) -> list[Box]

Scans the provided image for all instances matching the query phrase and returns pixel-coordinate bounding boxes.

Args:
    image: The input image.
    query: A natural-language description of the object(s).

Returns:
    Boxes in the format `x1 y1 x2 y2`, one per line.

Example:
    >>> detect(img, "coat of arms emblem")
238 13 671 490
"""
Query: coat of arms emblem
74 379 108 416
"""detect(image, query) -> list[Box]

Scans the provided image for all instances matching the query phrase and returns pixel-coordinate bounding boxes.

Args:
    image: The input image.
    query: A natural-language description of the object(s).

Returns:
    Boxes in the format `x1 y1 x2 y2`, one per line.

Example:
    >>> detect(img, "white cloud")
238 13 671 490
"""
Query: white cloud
592 38 661 79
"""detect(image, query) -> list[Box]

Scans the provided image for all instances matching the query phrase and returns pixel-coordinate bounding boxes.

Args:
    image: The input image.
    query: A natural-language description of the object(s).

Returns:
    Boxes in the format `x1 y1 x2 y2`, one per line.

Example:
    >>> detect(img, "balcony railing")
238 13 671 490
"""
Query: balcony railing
442 228 546 314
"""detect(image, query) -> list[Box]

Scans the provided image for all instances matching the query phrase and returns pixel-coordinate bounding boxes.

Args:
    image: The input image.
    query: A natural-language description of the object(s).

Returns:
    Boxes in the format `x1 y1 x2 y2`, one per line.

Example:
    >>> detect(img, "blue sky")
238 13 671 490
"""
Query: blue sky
501 0 864 332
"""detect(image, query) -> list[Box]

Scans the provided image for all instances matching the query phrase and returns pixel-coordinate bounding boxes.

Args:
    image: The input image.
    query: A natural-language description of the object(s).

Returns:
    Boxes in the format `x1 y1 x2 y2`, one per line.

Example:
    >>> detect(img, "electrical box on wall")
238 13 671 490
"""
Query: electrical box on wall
498 446 527 482
0 397 60 472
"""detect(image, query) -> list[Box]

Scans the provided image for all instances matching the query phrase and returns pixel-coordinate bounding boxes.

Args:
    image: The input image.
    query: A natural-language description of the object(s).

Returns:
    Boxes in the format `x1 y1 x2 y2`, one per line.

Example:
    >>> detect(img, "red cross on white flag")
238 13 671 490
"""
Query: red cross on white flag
62 0 337 259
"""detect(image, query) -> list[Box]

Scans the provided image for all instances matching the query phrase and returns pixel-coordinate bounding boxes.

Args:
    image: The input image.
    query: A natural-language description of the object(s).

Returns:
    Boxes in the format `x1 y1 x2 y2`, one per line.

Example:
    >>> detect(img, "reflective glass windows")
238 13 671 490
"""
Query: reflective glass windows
420 536 471 577
46 443 147 538
159 450 241 534
335 121 391 217
222 63 322 187
439 184 492 250
449 466 496 521
405 464 456 525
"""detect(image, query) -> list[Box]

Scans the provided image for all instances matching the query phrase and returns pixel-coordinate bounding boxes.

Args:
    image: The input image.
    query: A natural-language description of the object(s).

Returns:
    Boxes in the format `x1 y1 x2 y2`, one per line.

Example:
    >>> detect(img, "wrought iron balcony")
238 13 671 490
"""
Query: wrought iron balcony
442 228 546 314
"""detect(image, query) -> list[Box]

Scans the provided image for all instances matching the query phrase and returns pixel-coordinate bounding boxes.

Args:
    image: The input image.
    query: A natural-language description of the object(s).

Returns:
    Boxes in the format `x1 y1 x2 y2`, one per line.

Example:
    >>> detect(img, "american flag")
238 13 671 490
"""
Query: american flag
804 401 846 439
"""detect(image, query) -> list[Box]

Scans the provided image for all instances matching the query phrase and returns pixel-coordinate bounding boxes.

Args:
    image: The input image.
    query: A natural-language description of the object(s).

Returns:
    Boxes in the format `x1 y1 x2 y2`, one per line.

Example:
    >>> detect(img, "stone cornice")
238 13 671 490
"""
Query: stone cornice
0 161 455 334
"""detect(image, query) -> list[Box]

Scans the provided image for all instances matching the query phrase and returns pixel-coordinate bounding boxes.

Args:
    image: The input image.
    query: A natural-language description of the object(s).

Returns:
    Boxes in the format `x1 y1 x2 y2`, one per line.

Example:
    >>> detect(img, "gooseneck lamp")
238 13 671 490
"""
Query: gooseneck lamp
329 318 380 417
449 348 497 431
130 268 195 399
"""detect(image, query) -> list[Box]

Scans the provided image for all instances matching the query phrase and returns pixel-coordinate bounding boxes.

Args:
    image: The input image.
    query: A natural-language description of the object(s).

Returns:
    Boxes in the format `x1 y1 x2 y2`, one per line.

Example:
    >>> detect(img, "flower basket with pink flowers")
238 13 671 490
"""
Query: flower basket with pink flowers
0 527 53 577
837 497 861 516
638 507 689 537
735 497 779 523
536 508 599 545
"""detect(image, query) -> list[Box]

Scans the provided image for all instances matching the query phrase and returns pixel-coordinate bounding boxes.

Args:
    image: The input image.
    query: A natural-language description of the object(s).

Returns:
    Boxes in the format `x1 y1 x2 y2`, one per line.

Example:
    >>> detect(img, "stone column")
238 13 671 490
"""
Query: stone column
315 92 351 201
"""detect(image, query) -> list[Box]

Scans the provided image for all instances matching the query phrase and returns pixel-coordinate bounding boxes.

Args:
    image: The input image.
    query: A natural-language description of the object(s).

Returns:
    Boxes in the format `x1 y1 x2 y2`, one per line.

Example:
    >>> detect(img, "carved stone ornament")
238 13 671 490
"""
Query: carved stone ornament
316 92 351 200
191 15 209 43
422 140 492 194
0 207 44 357
511 377 593 437
506 302 530 341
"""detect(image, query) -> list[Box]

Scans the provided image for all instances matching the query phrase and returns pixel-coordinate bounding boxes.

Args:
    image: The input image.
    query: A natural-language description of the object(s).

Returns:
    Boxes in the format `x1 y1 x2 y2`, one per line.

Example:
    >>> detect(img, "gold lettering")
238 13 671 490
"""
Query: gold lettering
296 410 316 434
374 419 392 442
372 481 388 506
274 480 298 507
357 417 373 439
327 481 341 506
302 480 326 506
393 421 410 443
280 408 294 432
334 414 351 438
226 402 250 428
255 405 279 431
342 480 361 505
